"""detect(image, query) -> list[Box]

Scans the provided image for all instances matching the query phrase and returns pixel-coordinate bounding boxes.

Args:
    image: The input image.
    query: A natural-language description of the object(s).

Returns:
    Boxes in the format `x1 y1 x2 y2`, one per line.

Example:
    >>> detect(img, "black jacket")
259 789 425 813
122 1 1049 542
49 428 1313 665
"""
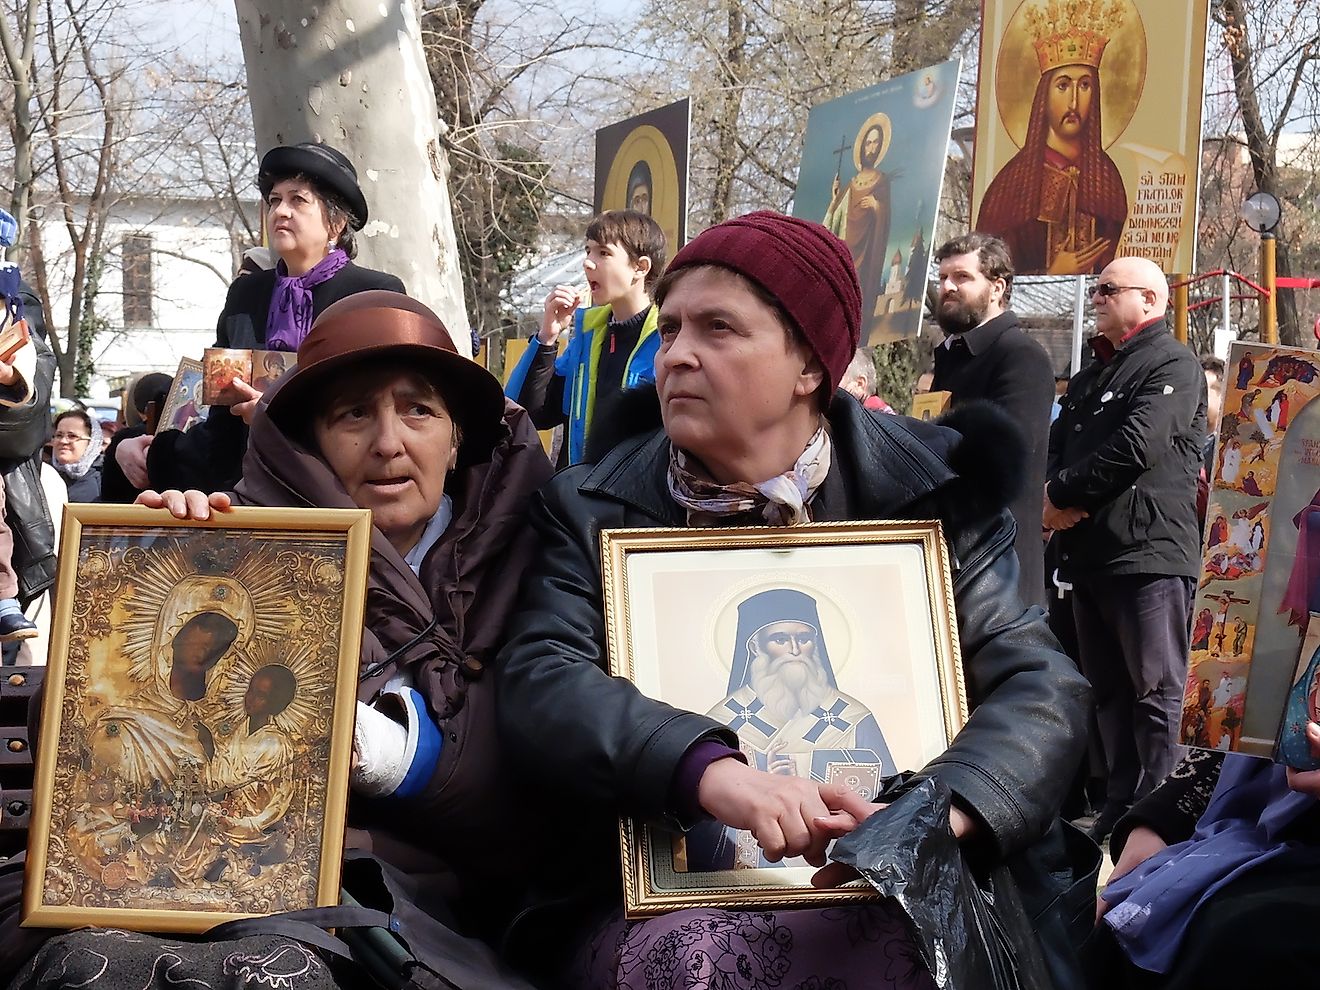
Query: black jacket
98 424 147 503
58 458 102 503
1047 318 1205 581
496 390 1092 976
147 262 406 492
0 281 56 604
933 310 1054 606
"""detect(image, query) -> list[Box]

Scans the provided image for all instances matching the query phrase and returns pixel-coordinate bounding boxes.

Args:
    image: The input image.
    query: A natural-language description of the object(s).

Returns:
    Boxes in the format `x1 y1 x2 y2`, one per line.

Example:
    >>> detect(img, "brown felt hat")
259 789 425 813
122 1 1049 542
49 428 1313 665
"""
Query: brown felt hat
263 291 504 468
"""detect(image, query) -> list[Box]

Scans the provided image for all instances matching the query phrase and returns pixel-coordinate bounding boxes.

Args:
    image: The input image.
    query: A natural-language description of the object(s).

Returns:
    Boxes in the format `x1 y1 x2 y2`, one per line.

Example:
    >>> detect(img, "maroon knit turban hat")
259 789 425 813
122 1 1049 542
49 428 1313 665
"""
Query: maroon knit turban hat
662 211 862 393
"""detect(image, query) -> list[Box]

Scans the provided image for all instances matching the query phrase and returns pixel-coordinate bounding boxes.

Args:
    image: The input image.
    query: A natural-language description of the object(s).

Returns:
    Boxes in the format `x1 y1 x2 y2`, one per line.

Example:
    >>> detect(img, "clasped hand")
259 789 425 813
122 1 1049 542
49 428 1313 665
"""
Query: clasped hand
696 759 972 884
1285 722 1320 798
1042 486 1088 532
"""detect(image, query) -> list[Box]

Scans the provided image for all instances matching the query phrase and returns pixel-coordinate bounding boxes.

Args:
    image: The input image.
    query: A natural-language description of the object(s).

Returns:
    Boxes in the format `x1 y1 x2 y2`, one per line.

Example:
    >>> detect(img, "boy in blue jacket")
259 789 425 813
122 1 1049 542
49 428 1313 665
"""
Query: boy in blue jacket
506 210 666 465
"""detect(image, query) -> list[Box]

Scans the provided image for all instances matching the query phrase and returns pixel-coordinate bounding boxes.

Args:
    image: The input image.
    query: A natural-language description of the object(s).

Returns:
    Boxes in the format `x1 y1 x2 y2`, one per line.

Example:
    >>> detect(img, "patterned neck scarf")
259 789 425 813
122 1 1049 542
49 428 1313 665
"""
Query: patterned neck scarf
668 425 832 527
265 248 349 352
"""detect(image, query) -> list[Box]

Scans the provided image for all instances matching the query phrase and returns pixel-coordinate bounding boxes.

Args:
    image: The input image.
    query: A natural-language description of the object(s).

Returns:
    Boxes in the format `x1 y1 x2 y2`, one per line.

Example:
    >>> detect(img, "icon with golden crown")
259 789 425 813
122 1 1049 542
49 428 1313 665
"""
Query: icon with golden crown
969 0 1151 274
970 0 1210 276
995 0 1145 151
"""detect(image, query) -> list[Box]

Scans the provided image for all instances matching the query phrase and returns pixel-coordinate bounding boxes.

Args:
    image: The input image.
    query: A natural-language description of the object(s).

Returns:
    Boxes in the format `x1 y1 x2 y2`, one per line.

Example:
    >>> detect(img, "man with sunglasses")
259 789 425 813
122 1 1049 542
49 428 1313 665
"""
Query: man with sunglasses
1045 256 1206 844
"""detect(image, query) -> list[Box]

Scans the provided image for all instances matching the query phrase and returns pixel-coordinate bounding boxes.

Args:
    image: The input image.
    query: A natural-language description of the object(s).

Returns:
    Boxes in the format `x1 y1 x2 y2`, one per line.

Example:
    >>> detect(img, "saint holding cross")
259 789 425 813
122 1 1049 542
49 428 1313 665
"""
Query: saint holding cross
823 113 896 322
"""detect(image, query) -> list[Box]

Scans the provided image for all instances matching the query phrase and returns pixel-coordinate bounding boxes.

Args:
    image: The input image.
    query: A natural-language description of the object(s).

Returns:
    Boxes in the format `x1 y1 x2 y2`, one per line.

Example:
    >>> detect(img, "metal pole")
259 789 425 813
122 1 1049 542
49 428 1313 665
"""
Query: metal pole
1071 275 1086 375
1261 233 1278 344
1218 271 1232 358
1173 275 1189 345
1222 272 1231 340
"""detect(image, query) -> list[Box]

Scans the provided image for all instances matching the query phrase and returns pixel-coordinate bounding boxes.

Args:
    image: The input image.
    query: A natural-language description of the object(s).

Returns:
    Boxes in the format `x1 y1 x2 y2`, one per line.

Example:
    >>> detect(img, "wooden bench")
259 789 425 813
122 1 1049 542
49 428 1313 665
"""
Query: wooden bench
0 667 41 864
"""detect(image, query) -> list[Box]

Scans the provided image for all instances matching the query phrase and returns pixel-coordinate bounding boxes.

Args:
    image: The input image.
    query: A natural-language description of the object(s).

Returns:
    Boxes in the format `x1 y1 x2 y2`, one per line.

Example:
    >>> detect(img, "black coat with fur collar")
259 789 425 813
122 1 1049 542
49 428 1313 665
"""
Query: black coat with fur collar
496 389 1092 971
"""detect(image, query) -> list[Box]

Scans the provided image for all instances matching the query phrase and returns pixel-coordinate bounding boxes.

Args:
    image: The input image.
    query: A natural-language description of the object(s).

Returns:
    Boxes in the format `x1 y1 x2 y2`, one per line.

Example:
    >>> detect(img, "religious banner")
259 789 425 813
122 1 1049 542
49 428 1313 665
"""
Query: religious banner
594 99 690 251
793 59 961 346
601 522 966 915
971 0 1209 275
1182 343 1320 769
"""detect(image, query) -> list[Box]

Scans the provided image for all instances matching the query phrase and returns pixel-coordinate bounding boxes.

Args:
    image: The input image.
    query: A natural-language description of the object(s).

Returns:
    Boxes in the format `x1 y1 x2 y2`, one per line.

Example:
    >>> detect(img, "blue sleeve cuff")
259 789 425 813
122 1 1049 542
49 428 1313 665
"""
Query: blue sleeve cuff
383 686 444 799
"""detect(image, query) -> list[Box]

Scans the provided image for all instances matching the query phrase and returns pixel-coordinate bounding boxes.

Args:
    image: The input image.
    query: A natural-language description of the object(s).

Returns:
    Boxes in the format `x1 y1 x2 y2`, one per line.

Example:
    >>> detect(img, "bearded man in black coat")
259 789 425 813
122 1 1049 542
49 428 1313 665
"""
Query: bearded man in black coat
932 233 1055 608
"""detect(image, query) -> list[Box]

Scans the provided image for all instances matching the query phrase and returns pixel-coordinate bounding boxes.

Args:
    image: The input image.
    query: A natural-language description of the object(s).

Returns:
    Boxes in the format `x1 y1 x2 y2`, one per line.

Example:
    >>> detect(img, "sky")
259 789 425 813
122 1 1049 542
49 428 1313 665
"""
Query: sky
152 0 642 66
152 0 244 64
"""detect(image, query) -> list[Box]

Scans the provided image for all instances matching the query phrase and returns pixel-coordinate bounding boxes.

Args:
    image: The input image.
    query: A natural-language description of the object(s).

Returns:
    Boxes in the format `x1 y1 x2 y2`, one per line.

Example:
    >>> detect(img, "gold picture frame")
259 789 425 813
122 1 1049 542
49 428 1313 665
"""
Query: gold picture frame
601 521 968 917
23 504 371 934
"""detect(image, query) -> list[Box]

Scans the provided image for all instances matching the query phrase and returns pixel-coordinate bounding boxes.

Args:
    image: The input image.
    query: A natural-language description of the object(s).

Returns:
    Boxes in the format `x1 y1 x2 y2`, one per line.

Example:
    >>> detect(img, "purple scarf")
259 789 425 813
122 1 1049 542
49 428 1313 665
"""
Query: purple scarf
264 248 349 351
1100 754 1320 972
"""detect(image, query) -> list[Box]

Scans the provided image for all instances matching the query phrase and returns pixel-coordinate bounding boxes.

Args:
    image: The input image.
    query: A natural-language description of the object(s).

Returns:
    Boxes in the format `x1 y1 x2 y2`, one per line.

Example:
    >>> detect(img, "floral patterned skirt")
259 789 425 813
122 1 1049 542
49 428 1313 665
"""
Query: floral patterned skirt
571 902 937 990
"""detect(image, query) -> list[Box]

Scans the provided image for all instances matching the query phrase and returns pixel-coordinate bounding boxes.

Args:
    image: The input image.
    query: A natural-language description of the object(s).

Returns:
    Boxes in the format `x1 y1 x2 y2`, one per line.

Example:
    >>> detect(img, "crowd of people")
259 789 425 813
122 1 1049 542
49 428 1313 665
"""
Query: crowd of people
0 138 1311 990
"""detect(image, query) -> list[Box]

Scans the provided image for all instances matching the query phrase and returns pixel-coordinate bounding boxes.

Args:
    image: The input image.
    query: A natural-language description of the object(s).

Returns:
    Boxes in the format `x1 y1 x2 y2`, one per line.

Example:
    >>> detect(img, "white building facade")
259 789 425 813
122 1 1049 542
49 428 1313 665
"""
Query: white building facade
27 190 258 400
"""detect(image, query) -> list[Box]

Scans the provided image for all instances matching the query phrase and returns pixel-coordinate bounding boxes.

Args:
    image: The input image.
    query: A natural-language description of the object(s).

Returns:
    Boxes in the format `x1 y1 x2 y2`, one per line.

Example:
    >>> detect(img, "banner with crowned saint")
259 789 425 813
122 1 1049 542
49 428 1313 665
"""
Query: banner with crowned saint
971 0 1209 275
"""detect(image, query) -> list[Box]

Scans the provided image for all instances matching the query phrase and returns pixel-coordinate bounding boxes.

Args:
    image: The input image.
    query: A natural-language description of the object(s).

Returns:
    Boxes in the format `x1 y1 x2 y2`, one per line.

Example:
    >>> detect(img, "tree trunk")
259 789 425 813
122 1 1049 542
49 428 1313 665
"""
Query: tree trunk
233 0 471 354
6 97 34 265
890 0 928 73
1218 0 1302 346
708 0 746 223
421 1 513 343
0 0 40 264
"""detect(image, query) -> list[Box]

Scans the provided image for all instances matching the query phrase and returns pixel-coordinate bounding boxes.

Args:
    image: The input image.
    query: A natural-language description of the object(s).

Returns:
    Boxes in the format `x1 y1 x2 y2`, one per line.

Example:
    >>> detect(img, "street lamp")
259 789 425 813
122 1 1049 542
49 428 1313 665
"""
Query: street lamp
1241 190 1282 344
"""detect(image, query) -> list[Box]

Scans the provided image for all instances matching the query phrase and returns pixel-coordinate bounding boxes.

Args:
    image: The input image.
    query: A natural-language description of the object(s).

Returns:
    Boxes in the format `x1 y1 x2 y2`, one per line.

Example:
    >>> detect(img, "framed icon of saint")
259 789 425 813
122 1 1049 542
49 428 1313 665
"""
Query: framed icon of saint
23 505 370 933
601 521 967 916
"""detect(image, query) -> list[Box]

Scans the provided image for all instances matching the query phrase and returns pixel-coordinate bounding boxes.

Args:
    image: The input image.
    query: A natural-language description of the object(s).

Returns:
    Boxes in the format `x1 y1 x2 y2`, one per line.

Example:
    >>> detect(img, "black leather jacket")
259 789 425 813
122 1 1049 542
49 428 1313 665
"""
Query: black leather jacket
0 282 56 604
496 393 1092 969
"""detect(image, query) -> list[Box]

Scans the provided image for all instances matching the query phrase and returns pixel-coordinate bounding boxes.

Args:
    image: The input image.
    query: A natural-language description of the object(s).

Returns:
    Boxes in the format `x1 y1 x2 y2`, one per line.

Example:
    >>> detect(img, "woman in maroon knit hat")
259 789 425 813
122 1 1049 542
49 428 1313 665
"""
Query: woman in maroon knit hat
497 211 1093 988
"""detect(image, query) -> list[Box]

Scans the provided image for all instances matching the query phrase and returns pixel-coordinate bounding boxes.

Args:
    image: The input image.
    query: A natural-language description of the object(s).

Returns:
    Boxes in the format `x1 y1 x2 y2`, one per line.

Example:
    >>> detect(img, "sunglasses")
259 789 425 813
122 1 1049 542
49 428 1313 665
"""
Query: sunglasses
1092 282 1149 298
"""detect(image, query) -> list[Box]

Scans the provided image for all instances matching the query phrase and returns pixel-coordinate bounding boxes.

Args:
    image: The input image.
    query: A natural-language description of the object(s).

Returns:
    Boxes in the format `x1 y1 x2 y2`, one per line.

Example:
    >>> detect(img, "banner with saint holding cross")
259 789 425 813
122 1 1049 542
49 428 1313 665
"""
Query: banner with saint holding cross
792 58 961 346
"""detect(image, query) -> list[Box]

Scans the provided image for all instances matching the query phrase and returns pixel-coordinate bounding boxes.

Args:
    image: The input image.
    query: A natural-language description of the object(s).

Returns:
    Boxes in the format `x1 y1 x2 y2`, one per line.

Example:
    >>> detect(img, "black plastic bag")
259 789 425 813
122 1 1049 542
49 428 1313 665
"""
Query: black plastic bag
829 777 1043 990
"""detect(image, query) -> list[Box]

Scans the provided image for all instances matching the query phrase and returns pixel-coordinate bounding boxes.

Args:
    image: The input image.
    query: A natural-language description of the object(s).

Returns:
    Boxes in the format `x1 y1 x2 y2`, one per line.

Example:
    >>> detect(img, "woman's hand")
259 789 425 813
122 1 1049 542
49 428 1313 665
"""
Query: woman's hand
115 434 154 489
809 784 887 887
808 784 975 887
229 379 263 426
1096 825 1167 922
1285 721 1320 798
697 757 833 866
135 489 232 520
